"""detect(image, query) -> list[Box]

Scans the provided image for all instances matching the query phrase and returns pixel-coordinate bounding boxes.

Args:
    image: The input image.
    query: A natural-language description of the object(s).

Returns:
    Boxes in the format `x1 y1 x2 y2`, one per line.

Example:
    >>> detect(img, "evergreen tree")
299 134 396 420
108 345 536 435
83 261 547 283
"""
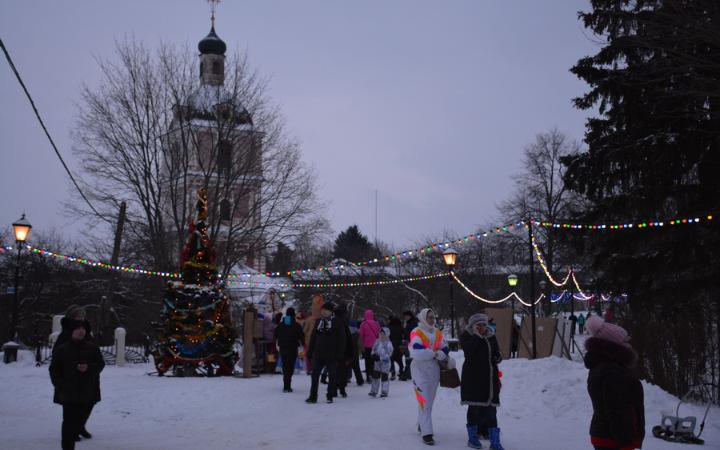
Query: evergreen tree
333 225 378 263
565 0 720 401
267 242 294 275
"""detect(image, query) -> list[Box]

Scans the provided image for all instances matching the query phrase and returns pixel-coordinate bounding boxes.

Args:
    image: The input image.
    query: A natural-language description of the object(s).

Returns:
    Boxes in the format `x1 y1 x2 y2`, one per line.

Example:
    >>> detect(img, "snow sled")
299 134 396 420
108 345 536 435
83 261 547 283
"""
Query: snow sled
652 384 714 445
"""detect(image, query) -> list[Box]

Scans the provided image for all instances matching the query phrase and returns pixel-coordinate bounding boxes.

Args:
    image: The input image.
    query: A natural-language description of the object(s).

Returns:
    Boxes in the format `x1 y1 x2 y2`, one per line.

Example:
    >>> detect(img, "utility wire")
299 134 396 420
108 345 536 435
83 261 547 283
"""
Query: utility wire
0 37 109 223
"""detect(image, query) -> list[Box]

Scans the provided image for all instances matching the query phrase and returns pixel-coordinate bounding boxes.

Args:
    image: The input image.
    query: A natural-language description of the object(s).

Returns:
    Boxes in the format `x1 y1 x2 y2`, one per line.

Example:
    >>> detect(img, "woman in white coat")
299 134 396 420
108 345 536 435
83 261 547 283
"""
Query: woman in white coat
409 308 450 446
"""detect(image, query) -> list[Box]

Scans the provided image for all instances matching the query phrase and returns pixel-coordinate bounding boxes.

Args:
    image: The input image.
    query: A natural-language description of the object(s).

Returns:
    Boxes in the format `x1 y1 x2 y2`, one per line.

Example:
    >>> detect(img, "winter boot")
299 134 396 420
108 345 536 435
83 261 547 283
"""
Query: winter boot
488 427 505 450
466 424 483 449
305 396 317 404
369 377 380 397
422 434 435 446
380 380 389 397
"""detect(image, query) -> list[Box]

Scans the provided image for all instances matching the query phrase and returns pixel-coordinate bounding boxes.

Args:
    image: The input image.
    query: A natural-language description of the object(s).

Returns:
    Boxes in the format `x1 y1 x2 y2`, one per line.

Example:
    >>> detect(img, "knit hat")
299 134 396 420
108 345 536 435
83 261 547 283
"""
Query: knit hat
468 313 489 327
586 316 630 347
381 327 390 336
285 307 296 317
321 302 336 312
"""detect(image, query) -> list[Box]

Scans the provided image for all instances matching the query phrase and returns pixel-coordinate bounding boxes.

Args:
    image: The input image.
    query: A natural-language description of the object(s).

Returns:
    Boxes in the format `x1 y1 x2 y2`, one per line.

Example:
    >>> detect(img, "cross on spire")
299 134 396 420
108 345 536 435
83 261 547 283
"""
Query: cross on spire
208 0 221 28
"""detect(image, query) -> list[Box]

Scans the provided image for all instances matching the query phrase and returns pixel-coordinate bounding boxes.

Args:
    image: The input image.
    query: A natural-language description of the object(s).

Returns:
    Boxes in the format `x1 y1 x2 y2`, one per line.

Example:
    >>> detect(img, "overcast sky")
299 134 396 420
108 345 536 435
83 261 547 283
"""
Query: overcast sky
1 0 597 253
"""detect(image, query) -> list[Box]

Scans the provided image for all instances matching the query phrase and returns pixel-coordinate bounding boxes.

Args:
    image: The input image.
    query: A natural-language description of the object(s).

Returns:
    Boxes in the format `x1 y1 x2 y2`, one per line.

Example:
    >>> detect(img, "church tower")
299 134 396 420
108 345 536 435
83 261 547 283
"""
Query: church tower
198 16 226 86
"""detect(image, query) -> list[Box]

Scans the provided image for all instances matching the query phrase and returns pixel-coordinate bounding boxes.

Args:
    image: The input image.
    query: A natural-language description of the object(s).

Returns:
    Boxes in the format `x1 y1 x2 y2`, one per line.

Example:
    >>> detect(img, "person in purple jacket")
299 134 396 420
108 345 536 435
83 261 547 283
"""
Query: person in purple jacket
358 309 380 380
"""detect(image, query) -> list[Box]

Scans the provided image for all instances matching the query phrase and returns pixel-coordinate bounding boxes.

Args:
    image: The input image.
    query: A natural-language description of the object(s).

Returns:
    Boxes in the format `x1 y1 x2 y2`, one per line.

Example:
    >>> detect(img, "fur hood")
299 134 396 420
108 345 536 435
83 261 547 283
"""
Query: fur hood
584 337 638 369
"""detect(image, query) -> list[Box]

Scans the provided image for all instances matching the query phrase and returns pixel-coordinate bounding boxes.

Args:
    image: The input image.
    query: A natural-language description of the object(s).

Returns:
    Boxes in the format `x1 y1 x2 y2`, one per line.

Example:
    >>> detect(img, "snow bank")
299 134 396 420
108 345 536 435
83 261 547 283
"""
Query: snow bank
0 350 717 449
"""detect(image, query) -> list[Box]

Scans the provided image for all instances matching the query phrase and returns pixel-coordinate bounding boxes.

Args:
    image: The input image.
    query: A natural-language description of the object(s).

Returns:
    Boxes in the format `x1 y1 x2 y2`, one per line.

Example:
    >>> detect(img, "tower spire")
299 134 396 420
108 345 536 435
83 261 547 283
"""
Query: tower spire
208 0 221 29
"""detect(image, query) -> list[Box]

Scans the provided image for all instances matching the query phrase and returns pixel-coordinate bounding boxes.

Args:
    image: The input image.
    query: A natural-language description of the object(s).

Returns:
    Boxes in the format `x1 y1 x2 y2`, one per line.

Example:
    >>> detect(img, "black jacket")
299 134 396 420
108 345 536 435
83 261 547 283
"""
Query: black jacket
388 317 404 349
404 317 418 341
584 337 645 448
460 329 501 406
49 339 105 405
274 319 304 353
307 316 346 361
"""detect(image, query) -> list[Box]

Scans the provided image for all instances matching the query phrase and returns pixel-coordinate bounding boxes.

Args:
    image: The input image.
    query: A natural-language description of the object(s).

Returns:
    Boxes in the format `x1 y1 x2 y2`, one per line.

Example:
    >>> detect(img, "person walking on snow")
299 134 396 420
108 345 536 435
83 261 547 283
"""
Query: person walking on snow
388 316 405 380
369 327 394 397
585 316 645 450
302 295 324 374
460 313 504 450
402 311 419 380
306 302 346 404
274 307 305 392
577 312 586 335
332 302 355 398
359 309 381 380
409 308 450 446
50 320 105 450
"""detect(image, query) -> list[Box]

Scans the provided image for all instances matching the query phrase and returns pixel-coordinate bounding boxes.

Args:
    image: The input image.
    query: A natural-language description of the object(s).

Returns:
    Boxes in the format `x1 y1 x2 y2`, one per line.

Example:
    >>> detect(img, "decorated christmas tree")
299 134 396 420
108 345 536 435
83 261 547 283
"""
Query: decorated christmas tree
152 188 237 376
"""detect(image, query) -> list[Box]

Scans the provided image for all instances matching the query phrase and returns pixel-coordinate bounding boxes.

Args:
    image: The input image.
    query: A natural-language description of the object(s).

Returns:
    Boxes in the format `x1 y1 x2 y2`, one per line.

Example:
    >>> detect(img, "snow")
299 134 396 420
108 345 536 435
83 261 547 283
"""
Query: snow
1 350 718 450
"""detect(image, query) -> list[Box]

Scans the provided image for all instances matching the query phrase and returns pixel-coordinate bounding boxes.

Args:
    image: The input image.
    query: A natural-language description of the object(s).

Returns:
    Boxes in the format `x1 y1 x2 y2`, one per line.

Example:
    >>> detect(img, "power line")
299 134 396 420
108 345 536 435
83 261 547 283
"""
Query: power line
0 37 109 223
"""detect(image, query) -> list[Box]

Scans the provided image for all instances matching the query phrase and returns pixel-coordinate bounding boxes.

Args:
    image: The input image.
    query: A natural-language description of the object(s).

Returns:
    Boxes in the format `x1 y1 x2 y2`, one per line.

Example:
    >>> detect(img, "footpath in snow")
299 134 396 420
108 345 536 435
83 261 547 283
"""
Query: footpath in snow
1 350 718 450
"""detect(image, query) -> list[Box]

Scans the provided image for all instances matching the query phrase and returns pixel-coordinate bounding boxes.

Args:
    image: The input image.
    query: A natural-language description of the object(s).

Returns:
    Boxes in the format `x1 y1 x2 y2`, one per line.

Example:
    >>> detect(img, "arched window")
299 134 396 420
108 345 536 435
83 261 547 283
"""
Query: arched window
220 199 232 221
212 60 222 75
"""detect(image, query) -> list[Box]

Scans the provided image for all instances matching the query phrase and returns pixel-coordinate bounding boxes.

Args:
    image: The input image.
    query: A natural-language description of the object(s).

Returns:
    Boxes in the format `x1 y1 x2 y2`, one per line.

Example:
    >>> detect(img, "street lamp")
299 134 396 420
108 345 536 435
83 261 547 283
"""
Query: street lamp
507 274 518 312
5 214 32 362
443 248 458 339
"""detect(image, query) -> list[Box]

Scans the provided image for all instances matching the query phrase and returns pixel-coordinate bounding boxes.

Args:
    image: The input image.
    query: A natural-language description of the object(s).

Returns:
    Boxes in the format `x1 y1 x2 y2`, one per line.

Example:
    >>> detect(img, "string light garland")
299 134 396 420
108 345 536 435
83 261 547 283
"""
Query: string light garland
227 272 451 289
450 272 543 306
533 214 713 230
531 234 572 287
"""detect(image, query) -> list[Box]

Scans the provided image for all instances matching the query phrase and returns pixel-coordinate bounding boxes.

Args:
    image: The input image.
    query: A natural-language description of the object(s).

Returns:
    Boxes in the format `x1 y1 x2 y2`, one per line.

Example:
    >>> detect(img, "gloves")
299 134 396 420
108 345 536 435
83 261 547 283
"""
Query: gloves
492 354 502 365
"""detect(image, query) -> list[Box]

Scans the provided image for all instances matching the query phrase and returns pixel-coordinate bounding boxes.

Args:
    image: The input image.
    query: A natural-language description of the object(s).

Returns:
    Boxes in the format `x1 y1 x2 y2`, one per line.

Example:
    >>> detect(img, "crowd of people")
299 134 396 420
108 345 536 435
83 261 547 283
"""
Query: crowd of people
47 301 645 450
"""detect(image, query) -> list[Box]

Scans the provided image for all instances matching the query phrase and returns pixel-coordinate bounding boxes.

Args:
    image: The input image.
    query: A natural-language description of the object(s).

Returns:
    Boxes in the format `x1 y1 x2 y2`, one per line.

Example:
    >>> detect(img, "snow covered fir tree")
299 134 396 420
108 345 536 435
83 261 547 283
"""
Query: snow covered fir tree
151 188 237 376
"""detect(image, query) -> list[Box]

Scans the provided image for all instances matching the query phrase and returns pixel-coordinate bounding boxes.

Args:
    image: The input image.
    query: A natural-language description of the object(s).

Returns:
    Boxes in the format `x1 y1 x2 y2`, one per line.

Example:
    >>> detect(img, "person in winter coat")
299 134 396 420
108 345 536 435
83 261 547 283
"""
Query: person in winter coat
274 307 305 392
402 311 419 380
302 295 324 374
50 320 105 450
306 302 346 404
388 316 405 380
348 319 365 385
359 309 381 379
409 308 450 446
52 305 97 442
369 327 394 397
460 313 504 450
585 316 645 450
332 302 355 398
577 313 586 335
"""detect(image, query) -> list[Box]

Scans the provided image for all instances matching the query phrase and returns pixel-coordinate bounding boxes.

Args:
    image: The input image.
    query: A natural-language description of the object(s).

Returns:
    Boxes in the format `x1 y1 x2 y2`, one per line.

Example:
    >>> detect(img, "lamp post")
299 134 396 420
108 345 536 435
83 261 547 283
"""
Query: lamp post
442 248 458 339
507 274 518 313
9 214 32 343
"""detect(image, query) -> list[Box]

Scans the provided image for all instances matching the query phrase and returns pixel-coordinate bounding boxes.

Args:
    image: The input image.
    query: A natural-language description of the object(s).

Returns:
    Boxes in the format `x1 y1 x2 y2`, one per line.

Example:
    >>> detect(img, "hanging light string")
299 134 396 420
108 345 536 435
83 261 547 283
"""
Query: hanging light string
23 245 179 278
533 214 713 230
227 272 450 289
450 272 543 306
531 233 572 287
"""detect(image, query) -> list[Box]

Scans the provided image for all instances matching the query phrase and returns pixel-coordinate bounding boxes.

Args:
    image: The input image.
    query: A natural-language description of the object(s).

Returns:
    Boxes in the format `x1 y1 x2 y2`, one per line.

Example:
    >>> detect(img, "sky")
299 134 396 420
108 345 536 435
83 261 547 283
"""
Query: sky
0 0 598 253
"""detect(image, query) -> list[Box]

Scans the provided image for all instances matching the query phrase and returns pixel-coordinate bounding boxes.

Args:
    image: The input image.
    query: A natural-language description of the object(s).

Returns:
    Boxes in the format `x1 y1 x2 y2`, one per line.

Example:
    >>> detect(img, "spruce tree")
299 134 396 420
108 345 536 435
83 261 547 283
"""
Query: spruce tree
565 0 720 400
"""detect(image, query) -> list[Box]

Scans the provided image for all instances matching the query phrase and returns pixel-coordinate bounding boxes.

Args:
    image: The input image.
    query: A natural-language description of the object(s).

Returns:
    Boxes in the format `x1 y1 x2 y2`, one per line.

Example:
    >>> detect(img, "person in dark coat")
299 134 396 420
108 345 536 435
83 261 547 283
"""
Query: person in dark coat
306 302 346 404
274 307 305 393
460 313 504 450
50 321 105 450
388 315 404 380
584 316 645 450
348 319 364 385
332 302 355 398
52 305 97 441
402 311 418 380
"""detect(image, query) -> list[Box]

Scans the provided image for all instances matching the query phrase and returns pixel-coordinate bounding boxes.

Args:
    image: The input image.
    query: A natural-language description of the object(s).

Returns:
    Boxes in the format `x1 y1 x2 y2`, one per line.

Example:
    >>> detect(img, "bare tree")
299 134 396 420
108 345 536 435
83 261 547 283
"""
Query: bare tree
71 39 325 274
497 128 587 312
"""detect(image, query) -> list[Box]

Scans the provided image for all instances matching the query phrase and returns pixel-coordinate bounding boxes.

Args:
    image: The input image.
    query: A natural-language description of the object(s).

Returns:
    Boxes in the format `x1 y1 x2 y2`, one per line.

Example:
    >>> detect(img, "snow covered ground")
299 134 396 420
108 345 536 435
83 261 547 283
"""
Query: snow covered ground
1 350 718 450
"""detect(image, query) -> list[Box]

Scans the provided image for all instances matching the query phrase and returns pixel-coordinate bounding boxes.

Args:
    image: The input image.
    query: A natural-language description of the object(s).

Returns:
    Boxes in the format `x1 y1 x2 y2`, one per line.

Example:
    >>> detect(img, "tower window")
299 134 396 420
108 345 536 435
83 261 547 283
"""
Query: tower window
218 140 232 174
212 60 222 75
220 199 232 221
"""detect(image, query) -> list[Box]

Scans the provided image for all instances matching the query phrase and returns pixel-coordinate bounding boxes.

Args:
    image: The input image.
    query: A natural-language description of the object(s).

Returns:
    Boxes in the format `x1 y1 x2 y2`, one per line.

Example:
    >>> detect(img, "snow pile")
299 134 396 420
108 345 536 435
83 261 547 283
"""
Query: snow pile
0 350 717 449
